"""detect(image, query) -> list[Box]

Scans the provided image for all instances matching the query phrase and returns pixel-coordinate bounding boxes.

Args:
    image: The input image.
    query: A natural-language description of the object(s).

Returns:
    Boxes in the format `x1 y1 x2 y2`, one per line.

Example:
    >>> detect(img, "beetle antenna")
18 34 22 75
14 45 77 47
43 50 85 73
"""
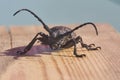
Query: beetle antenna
72 22 98 35
13 9 52 35
59 22 98 38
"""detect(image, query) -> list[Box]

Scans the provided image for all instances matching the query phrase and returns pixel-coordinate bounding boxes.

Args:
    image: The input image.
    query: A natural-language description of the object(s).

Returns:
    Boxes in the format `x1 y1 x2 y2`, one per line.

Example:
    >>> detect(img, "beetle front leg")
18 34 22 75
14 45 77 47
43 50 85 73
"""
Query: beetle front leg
17 32 46 55
17 37 40 55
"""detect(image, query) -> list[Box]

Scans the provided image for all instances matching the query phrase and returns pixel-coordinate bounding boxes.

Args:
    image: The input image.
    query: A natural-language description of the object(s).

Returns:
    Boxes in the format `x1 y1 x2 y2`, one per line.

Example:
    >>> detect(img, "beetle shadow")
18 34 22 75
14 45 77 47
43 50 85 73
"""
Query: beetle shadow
1 44 53 59
1 44 86 59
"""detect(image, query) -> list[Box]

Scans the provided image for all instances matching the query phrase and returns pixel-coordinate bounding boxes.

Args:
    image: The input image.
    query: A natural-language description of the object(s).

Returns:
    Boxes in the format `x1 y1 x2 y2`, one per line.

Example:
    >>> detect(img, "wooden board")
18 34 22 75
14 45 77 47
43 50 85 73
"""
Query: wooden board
0 24 120 80
0 26 13 78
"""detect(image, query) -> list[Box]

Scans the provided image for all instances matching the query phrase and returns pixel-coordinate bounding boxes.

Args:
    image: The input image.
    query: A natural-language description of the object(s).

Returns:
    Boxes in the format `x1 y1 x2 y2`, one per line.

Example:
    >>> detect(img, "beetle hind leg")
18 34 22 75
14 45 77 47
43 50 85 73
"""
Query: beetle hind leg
78 36 101 50
81 43 101 50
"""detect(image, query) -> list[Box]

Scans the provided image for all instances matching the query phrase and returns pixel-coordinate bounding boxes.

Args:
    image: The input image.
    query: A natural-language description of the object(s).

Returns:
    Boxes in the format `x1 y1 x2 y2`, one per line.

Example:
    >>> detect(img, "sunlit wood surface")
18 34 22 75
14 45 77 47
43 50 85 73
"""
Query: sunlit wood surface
0 24 120 80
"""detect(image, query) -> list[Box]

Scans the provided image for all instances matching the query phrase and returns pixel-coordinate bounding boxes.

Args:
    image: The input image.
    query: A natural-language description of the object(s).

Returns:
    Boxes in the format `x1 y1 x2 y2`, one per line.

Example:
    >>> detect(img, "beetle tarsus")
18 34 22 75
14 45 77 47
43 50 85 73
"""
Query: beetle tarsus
82 43 101 51
88 44 95 47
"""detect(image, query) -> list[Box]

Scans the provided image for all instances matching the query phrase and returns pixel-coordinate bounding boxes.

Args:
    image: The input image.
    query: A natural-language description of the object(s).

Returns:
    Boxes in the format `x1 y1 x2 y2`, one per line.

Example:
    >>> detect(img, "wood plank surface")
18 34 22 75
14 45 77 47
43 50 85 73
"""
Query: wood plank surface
0 26 13 78
0 24 120 80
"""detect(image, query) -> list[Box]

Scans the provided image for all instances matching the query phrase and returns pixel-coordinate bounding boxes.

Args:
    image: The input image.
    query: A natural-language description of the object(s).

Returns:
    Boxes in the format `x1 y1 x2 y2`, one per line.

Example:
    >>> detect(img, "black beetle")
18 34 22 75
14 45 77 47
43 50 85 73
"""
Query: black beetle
13 9 101 57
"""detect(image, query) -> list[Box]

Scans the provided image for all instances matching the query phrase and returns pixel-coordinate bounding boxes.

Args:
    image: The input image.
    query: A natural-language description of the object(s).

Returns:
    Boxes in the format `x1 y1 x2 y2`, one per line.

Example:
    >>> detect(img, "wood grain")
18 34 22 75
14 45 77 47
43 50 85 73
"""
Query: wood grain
0 24 120 80
0 26 13 78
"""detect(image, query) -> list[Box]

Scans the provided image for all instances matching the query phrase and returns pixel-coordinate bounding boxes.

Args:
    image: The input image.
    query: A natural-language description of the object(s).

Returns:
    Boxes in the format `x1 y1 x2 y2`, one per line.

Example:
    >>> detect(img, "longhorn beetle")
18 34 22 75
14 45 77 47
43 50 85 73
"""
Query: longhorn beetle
13 9 101 57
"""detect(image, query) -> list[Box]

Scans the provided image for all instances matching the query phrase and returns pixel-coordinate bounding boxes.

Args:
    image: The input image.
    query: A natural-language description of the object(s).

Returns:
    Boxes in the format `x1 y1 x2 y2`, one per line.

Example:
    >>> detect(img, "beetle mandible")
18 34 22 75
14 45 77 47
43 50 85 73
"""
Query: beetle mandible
13 9 101 57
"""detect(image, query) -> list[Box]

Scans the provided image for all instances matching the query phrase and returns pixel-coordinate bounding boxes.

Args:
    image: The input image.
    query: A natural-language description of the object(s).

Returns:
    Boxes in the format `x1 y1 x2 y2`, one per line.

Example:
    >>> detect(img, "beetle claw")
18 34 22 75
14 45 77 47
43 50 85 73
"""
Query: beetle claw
96 47 101 50
89 44 95 47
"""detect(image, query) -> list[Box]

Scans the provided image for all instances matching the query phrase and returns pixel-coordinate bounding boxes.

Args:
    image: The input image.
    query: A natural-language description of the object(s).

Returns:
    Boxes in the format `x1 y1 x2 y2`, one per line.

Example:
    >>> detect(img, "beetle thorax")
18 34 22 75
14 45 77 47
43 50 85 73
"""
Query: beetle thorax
49 26 76 50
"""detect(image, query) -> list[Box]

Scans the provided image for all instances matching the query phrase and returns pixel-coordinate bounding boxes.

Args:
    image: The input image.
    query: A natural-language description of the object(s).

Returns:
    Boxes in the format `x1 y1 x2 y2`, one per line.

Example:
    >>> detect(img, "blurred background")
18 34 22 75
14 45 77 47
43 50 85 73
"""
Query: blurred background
0 0 120 32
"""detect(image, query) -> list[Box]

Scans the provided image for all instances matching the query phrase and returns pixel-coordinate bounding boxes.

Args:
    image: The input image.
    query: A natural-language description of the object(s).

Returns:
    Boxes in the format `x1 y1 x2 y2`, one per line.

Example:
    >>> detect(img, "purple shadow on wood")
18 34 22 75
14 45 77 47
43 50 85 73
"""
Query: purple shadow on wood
2 44 52 59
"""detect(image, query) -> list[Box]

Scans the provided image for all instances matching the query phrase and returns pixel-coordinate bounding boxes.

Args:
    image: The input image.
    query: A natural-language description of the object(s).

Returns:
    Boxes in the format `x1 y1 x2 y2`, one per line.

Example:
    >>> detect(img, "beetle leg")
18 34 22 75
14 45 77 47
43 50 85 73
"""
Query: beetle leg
72 39 86 57
17 38 39 55
78 36 101 50
17 32 46 55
